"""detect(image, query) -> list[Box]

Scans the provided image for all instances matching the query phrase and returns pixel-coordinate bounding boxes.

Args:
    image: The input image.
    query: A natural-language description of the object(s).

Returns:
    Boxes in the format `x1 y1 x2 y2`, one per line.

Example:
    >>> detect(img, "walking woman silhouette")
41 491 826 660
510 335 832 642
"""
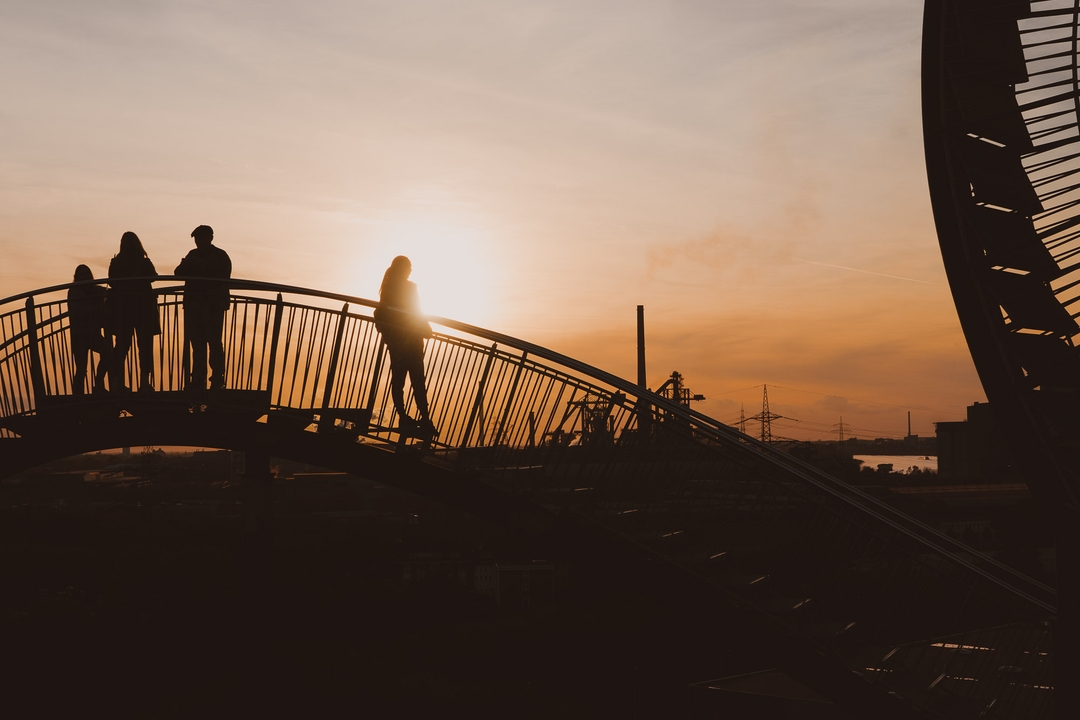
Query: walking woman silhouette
374 256 436 436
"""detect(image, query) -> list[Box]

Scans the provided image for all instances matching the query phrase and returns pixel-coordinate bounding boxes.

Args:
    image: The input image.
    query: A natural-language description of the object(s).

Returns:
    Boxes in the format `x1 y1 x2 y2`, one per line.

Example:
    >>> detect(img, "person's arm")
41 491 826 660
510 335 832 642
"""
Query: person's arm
217 248 232 279
174 252 192 276
67 288 82 326
145 258 158 277
89 286 107 328
406 283 432 337
406 283 423 315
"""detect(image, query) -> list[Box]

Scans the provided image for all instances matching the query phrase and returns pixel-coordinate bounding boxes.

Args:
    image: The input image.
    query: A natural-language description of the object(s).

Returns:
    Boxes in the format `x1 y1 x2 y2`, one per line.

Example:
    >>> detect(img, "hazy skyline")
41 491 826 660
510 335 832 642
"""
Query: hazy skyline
0 0 979 440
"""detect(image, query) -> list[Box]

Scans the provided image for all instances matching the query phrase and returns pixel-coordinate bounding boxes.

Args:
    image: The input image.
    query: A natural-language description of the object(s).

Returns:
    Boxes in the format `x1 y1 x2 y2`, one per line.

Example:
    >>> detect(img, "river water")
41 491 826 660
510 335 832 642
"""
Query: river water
854 455 937 472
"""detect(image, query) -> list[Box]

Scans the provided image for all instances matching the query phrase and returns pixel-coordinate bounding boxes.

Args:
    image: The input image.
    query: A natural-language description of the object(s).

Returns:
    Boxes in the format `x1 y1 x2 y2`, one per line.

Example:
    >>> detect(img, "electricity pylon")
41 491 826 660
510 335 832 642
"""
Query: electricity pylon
750 385 784 444
833 416 849 454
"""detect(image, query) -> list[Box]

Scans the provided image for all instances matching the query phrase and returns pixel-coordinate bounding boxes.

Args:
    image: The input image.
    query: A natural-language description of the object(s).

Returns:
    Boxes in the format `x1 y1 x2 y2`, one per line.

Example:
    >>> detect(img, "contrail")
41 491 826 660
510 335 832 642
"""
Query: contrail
797 259 933 285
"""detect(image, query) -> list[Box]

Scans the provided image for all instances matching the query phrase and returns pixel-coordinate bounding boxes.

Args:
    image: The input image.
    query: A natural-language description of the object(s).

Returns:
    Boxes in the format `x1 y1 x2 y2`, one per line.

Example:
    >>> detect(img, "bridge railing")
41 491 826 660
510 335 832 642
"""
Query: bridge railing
0 277 1058 718
1 278 685 449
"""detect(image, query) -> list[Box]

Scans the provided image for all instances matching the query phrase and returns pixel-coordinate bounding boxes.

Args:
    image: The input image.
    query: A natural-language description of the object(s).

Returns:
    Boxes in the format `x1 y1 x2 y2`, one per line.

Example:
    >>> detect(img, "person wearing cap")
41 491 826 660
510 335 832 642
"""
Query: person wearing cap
175 225 231 392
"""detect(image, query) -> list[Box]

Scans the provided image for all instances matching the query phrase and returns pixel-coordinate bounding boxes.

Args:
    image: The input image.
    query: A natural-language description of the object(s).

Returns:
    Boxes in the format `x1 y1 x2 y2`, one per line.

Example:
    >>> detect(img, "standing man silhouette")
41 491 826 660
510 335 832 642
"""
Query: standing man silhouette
176 225 231 392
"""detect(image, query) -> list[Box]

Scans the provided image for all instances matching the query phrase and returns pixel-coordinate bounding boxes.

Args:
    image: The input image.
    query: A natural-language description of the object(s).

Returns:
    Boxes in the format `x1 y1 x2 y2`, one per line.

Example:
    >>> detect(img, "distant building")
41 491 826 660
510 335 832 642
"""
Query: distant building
935 402 1021 483
843 436 936 456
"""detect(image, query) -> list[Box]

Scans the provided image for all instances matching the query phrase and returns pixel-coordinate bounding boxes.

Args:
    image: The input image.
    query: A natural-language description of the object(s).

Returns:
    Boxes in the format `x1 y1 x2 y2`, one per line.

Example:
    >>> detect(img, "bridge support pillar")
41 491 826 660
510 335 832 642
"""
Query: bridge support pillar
242 451 275 599
1058 518 1080 715
239 450 275 707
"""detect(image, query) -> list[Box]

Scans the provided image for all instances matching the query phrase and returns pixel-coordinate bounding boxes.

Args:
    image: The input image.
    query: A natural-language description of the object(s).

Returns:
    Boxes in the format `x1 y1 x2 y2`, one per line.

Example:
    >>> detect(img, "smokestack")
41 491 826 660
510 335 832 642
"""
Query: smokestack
907 411 912 437
637 305 646 389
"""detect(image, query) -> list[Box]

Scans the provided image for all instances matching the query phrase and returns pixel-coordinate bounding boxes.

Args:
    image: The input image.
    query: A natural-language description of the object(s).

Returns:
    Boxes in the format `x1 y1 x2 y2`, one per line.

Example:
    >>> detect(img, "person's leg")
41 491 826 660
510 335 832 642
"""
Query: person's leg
112 329 134 392
182 305 195 389
405 339 436 436
191 336 208 390
387 343 412 422
207 308 226 389
91 332 111 391
72 336 89 396
188 306 208 391
406 342 430 420
136 328 155 391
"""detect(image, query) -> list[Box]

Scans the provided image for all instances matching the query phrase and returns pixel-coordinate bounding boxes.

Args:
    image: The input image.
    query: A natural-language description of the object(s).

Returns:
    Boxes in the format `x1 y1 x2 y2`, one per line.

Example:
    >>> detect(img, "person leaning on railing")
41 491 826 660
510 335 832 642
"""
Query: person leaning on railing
107 232 160 393
374 255 437 437
175 225 231 392
68 264 112 395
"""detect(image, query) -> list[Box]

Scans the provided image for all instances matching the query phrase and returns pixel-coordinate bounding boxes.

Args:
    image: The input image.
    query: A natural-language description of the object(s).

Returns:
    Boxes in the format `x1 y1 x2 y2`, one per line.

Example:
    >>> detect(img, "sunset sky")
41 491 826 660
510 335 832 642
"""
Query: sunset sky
0 0 982 440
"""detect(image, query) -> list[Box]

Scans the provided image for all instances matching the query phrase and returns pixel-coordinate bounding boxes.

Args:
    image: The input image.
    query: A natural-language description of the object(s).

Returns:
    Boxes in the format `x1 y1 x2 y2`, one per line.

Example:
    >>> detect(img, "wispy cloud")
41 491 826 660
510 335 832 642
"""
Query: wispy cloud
796 259 933 285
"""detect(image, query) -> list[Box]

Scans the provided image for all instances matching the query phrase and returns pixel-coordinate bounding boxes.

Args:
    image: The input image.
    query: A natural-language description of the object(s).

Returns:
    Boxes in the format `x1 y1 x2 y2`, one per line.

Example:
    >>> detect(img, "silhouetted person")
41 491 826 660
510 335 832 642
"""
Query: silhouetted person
375 256 436 436
175 225 231 392
108 232 159 392
68 264 112 395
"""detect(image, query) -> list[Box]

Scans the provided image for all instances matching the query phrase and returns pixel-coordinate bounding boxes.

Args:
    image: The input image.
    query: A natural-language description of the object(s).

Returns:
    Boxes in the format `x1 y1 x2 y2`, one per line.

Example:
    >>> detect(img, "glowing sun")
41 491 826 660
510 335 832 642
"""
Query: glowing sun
369 214 499 328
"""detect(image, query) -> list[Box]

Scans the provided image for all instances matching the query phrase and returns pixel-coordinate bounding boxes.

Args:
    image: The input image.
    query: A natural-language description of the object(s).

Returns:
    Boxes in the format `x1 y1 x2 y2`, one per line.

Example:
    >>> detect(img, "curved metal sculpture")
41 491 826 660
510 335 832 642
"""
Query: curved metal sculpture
923 0 1080 513
923 3 1080 711
0 276 1058 717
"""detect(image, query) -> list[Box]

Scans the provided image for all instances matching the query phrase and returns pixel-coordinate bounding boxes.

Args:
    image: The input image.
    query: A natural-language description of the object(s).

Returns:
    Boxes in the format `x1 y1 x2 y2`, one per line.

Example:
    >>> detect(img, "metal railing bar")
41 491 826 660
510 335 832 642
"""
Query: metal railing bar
264 291 282 403
320 302 349 416
460 343 497 448
362 339 385 420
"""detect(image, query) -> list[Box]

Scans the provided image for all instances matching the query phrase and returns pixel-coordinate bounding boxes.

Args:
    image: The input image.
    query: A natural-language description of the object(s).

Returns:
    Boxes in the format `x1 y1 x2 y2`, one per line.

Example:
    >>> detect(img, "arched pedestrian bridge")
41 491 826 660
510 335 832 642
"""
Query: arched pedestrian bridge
0 277 1057 718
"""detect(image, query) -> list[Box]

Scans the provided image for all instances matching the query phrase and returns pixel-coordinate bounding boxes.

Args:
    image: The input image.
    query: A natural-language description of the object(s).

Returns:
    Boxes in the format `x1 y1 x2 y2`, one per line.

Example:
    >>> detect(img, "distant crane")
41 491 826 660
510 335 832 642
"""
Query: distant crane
566 392 624 446
656 371 705 407
548 392 626 447
655 371 705 432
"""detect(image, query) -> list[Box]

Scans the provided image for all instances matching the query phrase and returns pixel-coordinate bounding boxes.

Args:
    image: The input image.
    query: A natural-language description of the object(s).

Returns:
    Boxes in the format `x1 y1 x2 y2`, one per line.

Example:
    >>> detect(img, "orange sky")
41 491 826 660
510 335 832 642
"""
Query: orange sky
0 1 983 441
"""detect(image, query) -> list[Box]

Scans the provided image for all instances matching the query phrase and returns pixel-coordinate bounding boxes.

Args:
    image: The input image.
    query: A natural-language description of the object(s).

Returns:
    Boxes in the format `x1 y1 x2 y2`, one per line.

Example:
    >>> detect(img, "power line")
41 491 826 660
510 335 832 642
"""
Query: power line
709 381 965 418
711 380 968 426
768 384 966 417
719 384 953 440
712 383 764 398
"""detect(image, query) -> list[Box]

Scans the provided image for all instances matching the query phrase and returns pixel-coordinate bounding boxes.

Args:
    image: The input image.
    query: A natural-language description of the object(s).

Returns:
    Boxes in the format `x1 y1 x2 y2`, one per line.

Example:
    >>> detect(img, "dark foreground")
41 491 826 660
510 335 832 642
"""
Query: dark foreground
0 454 771 718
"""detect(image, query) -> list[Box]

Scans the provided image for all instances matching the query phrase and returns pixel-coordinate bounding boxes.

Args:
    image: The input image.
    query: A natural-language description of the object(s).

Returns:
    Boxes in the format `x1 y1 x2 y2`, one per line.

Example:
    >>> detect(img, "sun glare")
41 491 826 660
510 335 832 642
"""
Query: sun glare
368 215 499 328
